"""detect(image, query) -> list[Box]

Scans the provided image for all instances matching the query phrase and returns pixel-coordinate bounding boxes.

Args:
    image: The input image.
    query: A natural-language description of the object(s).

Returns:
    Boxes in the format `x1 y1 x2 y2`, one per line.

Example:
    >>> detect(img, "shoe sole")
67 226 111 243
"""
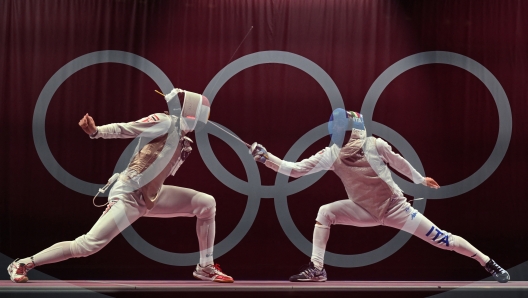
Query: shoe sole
212 278 234 283
9 276 28 283
493 275 510 283
290 278 327 282
193 272 234 283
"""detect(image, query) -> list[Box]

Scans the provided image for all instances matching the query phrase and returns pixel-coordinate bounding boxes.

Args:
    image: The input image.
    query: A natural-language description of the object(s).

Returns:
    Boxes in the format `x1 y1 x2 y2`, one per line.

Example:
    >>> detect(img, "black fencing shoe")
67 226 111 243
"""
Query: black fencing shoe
289 262 327 282
484 259 510 283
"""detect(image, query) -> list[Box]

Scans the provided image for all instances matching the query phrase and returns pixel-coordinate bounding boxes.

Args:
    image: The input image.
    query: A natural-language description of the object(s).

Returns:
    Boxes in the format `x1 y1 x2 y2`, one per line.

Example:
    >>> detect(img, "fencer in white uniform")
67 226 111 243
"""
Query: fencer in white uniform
250 108 510 283
8 89 234 283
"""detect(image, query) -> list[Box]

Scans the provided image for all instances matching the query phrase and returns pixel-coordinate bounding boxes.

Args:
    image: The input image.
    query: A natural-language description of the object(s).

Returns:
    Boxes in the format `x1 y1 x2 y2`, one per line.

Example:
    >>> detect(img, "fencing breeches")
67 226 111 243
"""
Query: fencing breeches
26 182 216 268
313 196 490 267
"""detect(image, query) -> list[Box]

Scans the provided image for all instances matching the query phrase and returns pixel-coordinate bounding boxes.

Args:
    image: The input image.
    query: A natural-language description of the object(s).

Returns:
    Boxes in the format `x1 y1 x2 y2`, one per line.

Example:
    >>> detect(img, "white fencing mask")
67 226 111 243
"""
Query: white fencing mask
165 89 211 132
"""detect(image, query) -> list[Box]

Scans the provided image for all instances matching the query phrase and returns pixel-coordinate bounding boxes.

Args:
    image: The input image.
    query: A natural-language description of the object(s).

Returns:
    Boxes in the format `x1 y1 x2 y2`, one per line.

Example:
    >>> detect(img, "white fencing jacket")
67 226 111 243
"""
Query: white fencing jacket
264 136 425 219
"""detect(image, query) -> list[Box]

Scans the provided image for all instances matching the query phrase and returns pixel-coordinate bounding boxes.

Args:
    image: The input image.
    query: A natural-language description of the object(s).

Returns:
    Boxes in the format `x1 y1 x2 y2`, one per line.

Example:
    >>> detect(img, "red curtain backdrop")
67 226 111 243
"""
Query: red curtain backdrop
1 0 527 281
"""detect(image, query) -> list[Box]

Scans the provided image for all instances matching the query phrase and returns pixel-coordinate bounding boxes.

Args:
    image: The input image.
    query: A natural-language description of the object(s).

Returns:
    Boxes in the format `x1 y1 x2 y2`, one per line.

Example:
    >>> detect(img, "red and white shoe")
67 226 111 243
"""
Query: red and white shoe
193 263 234 283
7 259 35 283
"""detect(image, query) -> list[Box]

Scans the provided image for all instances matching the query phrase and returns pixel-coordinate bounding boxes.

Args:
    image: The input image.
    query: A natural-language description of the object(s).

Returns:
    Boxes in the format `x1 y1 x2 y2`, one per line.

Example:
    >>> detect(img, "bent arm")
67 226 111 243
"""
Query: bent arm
263 146 337 178
375 138 425 184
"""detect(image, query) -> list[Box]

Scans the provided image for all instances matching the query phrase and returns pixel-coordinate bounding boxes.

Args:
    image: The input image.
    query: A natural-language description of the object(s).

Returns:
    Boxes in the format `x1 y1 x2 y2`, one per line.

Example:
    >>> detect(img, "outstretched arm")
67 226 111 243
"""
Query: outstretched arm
375 138 440 189
250 142 336 178
80 113 172 140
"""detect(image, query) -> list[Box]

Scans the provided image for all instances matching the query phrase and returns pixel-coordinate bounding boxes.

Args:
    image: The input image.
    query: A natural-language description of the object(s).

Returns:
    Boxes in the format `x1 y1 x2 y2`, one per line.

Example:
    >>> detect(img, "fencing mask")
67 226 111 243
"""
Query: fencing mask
328 108 366 147
165 88 210 132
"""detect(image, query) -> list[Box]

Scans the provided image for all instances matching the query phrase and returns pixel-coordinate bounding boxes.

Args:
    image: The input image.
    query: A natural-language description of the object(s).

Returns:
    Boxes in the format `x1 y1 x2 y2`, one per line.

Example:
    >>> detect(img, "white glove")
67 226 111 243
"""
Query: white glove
249 142 269 163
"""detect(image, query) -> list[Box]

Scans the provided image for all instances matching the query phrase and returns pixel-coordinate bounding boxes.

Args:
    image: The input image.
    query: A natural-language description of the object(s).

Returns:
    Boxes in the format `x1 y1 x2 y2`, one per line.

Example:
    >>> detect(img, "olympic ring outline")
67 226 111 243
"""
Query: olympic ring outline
32 50 259 265
32 50 511 268
361 51 512 200
198 51 347 197
33 51 173 196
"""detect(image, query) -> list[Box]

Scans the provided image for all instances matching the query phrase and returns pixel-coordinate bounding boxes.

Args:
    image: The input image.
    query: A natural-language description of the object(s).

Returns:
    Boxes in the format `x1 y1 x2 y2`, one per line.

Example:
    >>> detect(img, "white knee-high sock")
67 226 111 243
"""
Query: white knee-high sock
196 216 215 267
453 236 490 266
19 241 73 267
311 224 330 270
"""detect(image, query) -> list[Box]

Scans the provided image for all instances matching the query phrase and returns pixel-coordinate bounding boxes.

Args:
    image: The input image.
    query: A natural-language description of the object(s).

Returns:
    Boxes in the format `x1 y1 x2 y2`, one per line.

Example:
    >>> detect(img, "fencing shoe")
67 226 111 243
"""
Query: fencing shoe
289 261 327 282
193 263 234 283
484 259 510 283
7 259 35 283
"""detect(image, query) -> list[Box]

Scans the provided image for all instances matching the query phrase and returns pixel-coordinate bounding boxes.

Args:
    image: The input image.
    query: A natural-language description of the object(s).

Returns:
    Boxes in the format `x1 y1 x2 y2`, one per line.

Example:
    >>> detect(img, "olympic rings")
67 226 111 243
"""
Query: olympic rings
33 50 511 268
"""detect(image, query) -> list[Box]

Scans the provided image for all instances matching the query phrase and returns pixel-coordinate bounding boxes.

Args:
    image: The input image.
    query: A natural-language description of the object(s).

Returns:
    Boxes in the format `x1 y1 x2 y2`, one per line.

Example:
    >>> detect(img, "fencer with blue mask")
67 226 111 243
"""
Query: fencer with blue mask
250 108 510 283
8 88 234 284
